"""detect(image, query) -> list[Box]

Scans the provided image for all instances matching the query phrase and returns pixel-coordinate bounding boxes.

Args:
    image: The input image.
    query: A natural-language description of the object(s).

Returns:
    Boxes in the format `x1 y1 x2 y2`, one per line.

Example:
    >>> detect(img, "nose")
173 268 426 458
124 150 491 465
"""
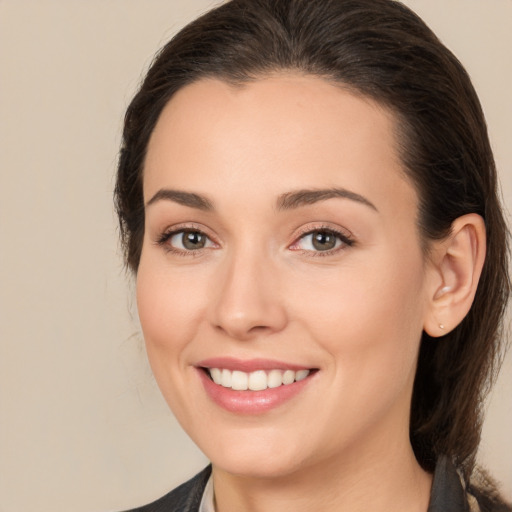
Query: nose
209 249 288 341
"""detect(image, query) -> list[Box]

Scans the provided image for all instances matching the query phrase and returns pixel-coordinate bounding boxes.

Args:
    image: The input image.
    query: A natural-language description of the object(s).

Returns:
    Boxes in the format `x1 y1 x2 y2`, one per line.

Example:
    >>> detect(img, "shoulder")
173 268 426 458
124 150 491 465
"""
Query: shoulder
122 465 212 512
429 457 511 512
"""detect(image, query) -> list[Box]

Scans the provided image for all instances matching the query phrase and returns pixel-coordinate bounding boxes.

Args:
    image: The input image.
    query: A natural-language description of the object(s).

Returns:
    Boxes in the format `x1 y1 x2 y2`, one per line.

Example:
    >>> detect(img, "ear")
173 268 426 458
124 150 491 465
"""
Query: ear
423 214 486 337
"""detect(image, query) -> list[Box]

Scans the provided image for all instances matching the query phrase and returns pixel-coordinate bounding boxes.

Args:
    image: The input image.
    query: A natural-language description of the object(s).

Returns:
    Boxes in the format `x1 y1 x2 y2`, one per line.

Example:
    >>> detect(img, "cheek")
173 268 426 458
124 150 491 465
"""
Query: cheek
135 255 212 420
289 253 426 387
136 255 206 365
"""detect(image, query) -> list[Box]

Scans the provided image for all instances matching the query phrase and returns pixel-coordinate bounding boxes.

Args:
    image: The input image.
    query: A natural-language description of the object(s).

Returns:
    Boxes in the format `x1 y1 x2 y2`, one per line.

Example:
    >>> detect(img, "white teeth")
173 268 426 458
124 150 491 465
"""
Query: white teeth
208 368 311 390
221 369 232 388
210 368 222 385
267 369 283 388
282 370 295 385
231 370 248 390
295 369 309 382
248 370 267 391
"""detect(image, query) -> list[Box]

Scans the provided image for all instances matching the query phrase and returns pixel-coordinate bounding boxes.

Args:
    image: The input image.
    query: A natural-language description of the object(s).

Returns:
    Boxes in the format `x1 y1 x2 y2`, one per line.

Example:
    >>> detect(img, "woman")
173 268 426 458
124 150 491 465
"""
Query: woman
115 0 511 510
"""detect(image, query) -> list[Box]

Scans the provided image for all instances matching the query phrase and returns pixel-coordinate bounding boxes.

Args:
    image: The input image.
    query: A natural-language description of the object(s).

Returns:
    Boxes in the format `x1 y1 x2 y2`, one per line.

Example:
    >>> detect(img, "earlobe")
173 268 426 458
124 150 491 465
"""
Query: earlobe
423 214 486 337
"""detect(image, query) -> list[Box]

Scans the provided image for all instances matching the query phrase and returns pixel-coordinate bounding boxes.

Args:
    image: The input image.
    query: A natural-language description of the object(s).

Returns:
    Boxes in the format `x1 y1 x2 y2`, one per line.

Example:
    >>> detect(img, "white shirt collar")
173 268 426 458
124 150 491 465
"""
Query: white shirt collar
199 474 215 512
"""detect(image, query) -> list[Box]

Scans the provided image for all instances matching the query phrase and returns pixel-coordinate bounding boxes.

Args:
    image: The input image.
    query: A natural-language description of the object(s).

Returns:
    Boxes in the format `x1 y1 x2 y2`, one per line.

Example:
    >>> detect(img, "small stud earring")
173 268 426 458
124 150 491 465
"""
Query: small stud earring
439 324 445 330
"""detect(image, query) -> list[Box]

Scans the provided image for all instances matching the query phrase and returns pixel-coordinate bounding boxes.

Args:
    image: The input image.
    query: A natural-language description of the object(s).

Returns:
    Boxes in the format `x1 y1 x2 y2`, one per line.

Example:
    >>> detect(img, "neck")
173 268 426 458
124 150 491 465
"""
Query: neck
212 435 432 512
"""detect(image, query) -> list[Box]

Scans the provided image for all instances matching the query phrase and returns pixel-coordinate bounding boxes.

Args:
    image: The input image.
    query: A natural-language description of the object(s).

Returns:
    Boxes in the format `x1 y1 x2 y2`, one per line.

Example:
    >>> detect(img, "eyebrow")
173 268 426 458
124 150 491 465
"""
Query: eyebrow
277 188 378 212
145 187 377 212
146 189 214 211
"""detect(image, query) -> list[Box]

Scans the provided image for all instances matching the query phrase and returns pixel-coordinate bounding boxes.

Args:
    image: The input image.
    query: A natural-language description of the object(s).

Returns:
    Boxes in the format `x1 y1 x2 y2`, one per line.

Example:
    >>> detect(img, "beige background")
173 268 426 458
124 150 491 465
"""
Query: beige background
0 1 510 510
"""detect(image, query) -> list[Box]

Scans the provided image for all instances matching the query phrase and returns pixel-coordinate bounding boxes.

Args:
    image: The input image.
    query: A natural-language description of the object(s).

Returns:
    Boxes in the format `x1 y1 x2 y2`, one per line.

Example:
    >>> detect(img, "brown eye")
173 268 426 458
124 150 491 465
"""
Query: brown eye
180 231 207 250
291 228 353 254
311 230 338 251
166 230 213 251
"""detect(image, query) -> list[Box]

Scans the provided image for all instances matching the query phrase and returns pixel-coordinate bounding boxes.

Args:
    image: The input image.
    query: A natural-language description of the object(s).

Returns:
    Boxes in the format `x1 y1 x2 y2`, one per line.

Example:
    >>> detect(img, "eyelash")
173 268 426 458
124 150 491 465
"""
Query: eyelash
155 224 216 257
155 224 355 257
290 225 355 257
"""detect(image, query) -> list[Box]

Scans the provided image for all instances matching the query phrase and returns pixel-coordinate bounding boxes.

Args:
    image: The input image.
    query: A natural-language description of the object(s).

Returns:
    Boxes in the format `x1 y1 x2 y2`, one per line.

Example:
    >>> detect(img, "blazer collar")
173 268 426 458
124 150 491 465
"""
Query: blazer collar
428 456 469 512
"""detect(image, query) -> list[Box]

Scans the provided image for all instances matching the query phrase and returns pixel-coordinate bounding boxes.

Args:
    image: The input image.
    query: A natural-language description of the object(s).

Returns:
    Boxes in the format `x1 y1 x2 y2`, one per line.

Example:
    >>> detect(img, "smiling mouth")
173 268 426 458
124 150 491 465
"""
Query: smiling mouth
202 367 315 391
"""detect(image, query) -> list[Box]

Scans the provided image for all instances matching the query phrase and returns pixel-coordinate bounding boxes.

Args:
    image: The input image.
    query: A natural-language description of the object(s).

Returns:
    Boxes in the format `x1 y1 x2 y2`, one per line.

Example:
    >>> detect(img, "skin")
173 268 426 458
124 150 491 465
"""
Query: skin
137 75 446 512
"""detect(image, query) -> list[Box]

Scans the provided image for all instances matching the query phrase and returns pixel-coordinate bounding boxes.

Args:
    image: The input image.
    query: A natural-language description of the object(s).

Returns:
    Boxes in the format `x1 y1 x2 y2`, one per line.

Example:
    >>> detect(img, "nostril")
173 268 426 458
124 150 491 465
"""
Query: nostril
213 321 274 341
250 325 271 332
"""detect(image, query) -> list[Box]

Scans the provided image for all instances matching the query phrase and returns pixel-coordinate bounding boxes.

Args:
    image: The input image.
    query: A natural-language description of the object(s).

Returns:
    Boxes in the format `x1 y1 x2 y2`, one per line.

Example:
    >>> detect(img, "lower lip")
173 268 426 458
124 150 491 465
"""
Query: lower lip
197 369 314 414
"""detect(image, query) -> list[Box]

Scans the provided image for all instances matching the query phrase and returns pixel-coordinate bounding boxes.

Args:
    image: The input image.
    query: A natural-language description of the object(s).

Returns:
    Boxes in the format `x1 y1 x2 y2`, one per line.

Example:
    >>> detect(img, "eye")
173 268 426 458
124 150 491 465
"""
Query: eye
291 228 354 253
173 230 210 250
158 229 216 252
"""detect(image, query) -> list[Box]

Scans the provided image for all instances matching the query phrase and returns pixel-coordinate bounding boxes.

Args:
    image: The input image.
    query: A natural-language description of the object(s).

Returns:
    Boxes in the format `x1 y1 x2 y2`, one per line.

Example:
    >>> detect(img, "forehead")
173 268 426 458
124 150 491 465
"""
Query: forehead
143 74 417 216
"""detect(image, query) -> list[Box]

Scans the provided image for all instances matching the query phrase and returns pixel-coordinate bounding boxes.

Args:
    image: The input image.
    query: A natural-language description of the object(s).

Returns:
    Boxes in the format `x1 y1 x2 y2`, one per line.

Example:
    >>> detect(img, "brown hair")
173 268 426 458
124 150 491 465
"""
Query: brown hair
115 0 510 480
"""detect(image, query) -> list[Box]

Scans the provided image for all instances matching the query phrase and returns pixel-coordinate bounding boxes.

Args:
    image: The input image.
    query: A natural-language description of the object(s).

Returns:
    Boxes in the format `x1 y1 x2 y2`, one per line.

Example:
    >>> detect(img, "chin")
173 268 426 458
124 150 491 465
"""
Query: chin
197 428 313 479
213 453 306 480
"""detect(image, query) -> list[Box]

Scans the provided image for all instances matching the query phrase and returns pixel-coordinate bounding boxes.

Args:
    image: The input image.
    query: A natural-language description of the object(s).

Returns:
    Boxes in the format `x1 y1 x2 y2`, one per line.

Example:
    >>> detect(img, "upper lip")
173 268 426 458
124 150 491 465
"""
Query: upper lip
196 357 313 372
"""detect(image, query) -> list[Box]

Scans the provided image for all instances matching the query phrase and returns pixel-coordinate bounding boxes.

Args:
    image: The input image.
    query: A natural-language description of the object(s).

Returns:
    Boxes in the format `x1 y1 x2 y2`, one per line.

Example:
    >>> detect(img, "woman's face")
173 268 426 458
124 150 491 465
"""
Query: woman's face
137 75 436 478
